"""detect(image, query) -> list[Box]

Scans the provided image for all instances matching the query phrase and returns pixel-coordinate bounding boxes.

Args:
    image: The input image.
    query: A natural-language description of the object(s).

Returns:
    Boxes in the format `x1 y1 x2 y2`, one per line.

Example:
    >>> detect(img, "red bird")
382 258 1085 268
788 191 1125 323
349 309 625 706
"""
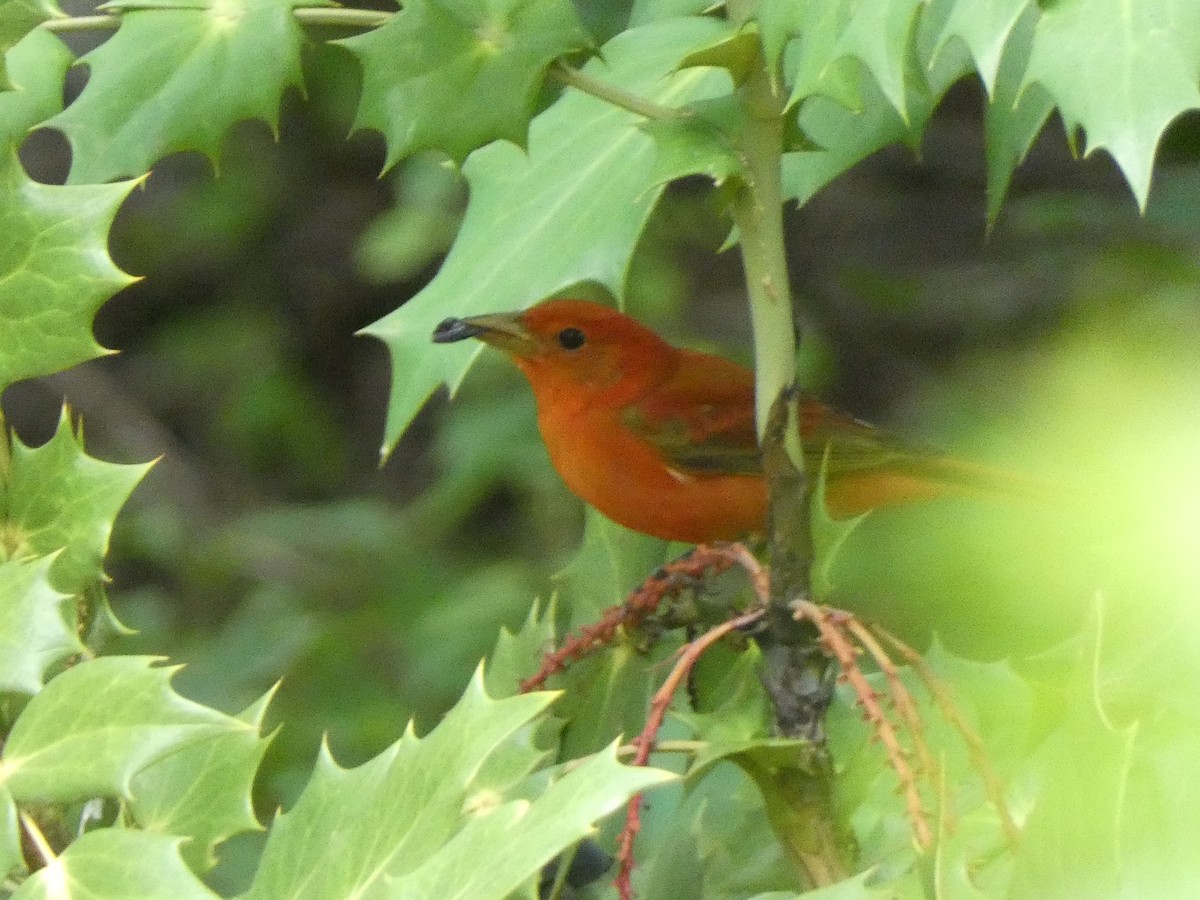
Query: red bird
434 299 1041 544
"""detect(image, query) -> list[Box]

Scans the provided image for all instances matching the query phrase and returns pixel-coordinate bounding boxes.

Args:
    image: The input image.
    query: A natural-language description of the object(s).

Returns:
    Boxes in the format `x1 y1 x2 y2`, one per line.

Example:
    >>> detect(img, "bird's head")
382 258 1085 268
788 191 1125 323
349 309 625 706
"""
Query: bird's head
433 299 677 408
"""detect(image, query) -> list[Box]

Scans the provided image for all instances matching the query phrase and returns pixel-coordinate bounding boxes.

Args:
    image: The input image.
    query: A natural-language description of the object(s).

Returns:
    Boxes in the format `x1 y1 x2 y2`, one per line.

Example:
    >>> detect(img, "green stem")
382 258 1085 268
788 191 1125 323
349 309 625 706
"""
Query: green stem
41 6 392 33
551 61 688 122
41 14 117 32
726 45 798 451
292 7 392 28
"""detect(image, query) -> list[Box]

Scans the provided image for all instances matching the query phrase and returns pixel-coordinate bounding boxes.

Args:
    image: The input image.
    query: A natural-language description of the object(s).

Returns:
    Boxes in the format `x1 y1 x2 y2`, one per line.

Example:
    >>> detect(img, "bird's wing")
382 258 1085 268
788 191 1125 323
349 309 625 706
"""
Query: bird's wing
620 350 763 477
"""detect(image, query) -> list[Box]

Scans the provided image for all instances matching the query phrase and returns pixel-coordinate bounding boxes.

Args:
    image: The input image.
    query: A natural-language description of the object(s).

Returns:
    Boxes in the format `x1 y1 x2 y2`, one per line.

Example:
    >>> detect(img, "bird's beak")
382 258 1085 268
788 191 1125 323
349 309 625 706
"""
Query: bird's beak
431 312 538 358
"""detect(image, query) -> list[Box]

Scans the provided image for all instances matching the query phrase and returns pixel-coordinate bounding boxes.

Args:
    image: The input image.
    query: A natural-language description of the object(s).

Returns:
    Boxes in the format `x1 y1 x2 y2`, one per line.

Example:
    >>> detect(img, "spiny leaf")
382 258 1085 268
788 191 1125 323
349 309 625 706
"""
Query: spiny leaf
362 16 732 455
0 157 136 390
0 25 70 145
929 0 1028 95
0 555 82 695
784 0 863 113
553 507 668 627
984 3 1053 224
1008 606 1138 898
828 0 927 123
1021 0 1200 210
782 11 970 208
386 744 672 898
485 597 558 698
0 0 56 92
8 829 218 900
246 669 581 899
0 656 249 802
44 0 327 184
127 687 276 873
342 0 592 167
4 409 153 595
756 0 808 82
640 95 749 188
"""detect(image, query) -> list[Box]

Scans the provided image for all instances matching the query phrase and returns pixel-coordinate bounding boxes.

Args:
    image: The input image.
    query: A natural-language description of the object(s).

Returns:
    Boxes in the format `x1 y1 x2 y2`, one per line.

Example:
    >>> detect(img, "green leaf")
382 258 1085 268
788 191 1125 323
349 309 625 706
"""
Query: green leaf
342 0 592 167
127 687 275 873
784 0 863 113
678 26 760 84
0 27 71 146
783 77 907 207
361 16 732 454
0 656 248 802
756 0 807 82
929 0 1027 95
675 645 813 783
248 669 664 900
1022 0 1200 209
751 871 884 899
553 507 668 627
386 745 672 898
0 786 18 882
828 0 927 123
0 555 82 695
4 410 153 595
984 4 1053 224
0 0 55 92
45 0 321 184
549 509 673 759
782 15 970 208
0 158 136 390
641 96 748 188
485 597 558 698
8 829 218 900
1009 621 1138 899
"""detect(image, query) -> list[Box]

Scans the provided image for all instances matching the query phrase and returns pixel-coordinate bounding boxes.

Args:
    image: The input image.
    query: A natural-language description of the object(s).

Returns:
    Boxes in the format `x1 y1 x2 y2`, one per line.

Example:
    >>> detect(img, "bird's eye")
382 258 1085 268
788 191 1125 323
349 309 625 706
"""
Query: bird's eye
557 327 586 351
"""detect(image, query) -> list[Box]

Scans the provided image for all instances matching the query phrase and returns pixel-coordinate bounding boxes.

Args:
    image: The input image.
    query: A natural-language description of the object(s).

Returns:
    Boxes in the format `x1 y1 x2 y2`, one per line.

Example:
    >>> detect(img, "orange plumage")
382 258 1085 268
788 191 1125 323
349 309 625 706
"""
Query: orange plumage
433 299 1043 544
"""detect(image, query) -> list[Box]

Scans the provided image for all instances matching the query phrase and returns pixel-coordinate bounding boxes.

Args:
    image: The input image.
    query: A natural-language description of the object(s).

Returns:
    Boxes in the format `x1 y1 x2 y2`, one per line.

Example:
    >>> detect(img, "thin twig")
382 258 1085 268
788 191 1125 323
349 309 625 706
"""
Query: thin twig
614 607 766 900
875 626 1021 852
519 545 739 692
794 600 933 851
551 61 690 122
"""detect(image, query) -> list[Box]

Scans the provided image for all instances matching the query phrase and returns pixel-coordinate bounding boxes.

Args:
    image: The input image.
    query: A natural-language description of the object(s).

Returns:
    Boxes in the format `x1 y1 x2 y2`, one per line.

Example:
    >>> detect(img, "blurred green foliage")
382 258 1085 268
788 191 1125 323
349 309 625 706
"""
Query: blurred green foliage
6 3 1200 895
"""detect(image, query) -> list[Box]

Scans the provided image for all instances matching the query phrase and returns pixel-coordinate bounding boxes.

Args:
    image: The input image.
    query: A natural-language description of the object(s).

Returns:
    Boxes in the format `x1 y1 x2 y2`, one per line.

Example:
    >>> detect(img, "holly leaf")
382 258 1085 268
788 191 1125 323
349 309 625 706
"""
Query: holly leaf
127 687 276 873
827 0 927 123
0 656 249 802
0 555 82 696
784 0 864 113
984 5 1053 225
44 0 324 184
0 0 56 92
485 597 557 698
553 507 669 627
8 829 218 900
385 745 672 898
341 0 592 167
1009 613 1138 898
362 16 732 454
247 668 671 900
640 95 748 188
674 644 810 780
1021 0 1200 210
782 12 970 208
0 25 71 146
929 0 1028 95
0 157 136 390
4 409 153 595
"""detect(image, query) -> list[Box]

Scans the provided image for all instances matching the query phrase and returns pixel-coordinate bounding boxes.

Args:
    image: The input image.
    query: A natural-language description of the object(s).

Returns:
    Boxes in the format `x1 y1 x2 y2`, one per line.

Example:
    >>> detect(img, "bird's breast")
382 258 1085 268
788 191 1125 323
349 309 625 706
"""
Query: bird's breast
536 404 767 544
